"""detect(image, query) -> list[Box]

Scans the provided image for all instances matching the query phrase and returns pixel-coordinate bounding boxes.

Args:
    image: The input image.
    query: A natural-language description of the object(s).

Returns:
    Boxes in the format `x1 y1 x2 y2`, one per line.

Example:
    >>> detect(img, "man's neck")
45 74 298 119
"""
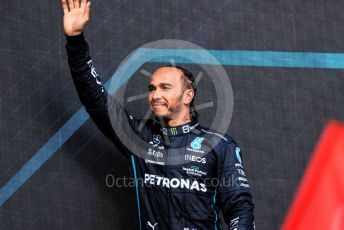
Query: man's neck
165 115 191 127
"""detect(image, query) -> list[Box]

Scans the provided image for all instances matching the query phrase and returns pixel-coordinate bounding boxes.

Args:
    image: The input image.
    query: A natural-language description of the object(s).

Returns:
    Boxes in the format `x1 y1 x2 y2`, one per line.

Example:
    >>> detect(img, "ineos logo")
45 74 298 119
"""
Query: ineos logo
185 155 206 164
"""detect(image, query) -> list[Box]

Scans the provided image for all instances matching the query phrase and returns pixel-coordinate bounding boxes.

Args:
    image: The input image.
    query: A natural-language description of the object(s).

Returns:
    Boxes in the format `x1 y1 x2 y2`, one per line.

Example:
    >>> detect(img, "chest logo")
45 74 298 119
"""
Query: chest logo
152 134 161 145
235 147 242 164
190 137 205 150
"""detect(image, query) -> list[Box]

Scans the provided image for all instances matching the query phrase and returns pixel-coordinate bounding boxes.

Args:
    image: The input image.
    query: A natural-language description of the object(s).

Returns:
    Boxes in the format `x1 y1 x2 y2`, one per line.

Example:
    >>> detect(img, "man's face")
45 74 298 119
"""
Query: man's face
148 67 185 120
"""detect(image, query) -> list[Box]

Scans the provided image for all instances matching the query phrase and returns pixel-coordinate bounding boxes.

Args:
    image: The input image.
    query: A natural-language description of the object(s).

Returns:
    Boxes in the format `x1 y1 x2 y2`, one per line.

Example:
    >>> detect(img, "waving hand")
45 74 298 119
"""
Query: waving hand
61 0 91 36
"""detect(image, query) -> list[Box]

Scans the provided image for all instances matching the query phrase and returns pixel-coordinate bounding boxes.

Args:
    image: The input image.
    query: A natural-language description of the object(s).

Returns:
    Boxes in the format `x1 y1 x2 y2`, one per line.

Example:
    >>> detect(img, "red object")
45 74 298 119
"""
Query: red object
282 120 344 230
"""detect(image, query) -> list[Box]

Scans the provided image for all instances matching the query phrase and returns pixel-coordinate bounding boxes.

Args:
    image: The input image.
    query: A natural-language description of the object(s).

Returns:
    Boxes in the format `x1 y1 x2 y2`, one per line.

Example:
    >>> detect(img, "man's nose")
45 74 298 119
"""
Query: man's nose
152 89 162 99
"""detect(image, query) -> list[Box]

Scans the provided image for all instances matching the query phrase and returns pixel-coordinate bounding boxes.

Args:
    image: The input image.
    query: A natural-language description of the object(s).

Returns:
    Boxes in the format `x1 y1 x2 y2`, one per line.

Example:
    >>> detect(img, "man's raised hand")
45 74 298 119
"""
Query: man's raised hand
61 0 91 36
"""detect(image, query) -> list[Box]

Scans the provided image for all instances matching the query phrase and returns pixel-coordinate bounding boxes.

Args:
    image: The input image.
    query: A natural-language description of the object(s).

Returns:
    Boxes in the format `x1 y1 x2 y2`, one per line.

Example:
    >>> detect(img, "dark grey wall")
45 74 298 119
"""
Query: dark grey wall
1 0 344 229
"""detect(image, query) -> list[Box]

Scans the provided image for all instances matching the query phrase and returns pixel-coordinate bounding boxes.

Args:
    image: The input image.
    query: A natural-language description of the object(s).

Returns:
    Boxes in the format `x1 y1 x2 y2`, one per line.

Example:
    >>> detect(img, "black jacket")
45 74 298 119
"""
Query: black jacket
66 33 255 230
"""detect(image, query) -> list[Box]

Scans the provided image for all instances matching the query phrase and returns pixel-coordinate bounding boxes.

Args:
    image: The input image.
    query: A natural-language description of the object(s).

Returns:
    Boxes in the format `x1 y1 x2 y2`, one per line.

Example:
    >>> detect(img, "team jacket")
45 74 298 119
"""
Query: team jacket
65 33 255 230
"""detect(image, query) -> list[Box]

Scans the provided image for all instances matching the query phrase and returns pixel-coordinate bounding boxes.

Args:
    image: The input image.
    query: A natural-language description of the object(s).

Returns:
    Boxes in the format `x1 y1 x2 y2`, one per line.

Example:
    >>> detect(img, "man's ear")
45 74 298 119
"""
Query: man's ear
183 89 194 105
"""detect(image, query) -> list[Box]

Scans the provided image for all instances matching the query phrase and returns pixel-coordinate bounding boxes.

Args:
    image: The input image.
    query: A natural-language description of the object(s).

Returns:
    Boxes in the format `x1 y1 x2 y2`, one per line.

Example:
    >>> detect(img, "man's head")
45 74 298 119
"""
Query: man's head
148 66 198 124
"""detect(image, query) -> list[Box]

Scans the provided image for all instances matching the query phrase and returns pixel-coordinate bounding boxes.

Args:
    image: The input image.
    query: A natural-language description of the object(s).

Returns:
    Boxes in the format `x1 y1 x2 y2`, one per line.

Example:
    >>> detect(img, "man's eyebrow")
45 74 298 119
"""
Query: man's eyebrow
159 83 173 87
148 83 173 88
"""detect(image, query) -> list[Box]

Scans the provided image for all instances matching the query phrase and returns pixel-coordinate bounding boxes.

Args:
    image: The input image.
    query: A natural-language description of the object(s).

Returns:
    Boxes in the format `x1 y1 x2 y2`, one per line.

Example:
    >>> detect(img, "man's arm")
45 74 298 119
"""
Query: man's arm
217 138 255 230
62 0 138 155
65 33 120 144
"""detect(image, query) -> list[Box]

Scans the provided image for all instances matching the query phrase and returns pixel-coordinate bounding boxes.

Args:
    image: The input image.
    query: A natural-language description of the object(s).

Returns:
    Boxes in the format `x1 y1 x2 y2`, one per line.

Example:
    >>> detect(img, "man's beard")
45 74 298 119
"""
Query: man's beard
153 103 182 122
151 93 184 123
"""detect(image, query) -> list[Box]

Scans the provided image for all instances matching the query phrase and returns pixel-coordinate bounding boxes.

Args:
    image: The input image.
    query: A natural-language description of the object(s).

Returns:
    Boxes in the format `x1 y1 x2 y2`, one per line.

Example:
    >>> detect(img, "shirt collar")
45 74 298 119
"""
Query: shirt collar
159 121 199 136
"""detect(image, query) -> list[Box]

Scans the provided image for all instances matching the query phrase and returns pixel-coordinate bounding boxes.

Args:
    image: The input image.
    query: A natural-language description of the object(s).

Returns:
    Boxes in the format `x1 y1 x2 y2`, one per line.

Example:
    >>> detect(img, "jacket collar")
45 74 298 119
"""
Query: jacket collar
158 120 199 136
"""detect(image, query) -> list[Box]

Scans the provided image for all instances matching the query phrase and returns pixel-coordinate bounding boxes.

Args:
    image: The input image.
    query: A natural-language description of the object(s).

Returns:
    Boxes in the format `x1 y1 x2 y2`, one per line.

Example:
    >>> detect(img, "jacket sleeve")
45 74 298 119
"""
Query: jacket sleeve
217 138 255 230
65 33 138 156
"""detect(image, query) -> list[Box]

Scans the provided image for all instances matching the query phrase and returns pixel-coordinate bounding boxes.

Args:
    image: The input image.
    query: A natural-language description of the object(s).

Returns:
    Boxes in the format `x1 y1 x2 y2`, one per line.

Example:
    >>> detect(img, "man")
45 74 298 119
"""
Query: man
61 0 255 229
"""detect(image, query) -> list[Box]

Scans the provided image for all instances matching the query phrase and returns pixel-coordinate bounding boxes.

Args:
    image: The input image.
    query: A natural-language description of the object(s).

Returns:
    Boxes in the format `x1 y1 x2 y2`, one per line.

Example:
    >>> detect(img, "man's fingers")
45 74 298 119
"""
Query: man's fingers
61 0 69 14
83 1 91 20
80 0 87 9
67 0 74 10
74 0 80 8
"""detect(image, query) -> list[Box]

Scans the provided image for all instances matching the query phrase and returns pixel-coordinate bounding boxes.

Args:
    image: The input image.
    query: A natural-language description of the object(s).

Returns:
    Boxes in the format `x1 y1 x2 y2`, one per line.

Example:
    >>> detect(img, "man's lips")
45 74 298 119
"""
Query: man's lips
151 102 167 109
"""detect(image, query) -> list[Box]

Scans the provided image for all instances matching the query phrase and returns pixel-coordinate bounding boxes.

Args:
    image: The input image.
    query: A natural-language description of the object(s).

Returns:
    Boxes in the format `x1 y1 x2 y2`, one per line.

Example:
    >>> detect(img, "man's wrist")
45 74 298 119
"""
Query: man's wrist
66 32 85 44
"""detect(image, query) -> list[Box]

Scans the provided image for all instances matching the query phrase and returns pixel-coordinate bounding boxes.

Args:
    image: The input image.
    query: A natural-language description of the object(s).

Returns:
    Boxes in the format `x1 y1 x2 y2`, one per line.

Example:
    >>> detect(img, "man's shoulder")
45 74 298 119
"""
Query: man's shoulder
196 125 237 146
